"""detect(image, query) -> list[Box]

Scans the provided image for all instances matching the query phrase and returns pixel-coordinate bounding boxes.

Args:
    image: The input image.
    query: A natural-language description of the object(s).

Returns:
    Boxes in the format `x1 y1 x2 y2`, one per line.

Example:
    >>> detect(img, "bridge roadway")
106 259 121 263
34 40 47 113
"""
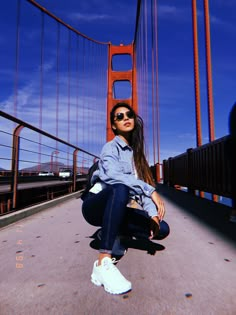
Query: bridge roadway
0 178 85 193
0 185 235 315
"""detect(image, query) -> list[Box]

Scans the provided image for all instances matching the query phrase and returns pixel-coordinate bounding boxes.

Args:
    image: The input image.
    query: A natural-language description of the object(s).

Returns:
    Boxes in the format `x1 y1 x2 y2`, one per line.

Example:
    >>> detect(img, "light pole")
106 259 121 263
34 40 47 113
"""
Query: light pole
51 150 59 172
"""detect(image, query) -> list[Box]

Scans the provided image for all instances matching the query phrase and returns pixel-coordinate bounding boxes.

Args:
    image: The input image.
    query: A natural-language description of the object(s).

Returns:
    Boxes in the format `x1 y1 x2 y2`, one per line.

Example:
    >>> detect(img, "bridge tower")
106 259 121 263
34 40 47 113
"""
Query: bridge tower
106 43 138 141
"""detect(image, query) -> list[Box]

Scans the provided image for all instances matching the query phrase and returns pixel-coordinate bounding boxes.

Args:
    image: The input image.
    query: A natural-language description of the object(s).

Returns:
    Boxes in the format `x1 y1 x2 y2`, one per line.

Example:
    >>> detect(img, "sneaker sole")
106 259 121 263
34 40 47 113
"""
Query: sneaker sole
91 274 132 295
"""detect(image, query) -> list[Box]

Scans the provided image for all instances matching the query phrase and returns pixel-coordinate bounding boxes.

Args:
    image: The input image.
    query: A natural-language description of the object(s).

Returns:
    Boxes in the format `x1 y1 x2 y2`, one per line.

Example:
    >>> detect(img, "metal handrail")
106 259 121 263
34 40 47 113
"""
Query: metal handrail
0 110 98 211
162 135 233 204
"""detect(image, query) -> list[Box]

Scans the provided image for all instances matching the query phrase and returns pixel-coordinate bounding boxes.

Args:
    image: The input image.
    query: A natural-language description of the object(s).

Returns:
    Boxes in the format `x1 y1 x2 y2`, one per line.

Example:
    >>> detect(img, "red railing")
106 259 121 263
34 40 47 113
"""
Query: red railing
0 110 98 214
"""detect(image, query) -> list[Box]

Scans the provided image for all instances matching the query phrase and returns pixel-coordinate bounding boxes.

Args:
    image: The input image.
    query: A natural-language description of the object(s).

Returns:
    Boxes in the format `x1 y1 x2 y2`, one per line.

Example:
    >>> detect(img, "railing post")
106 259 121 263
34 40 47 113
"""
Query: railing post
163 160 167 185
150 165 156 182
168 157 173 187
11 124 24 209
155 163 161 183
73 149 79 192
187 148 194 194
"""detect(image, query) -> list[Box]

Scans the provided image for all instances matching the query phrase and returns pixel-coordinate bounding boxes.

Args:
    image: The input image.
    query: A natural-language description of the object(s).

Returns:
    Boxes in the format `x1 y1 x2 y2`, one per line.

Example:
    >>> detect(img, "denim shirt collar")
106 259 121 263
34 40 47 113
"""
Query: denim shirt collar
114 136 132 151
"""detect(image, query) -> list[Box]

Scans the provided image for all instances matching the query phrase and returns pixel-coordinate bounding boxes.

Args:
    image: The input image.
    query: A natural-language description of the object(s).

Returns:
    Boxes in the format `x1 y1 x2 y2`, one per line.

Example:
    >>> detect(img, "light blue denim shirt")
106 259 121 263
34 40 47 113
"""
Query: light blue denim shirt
91 136 158 218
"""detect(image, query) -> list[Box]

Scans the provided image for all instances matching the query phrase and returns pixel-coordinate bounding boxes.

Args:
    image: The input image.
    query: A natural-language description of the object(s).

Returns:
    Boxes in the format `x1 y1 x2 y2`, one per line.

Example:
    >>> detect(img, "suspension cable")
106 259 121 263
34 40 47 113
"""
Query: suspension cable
27 0 109 46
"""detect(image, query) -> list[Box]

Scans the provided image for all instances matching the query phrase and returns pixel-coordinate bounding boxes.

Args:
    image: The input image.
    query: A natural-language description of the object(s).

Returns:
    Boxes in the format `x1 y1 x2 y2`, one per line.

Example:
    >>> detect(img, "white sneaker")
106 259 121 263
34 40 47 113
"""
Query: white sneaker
91 257 132 294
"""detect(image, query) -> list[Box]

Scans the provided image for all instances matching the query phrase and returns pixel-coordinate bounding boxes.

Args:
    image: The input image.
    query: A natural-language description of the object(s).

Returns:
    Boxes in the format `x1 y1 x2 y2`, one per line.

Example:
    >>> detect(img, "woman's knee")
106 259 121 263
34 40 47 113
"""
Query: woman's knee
81 193 102 226
157 220 170 240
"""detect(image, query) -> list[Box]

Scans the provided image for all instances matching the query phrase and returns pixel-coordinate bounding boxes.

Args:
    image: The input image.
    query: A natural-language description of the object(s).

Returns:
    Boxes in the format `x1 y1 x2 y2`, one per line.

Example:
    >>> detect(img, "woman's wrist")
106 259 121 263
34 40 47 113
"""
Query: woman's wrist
151 215 160 225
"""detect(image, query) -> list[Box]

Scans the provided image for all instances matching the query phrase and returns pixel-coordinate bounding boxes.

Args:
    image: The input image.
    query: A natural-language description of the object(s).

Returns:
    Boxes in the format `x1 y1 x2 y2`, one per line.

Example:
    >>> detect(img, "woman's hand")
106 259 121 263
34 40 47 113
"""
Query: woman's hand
149 215 160 239
151 190 165 221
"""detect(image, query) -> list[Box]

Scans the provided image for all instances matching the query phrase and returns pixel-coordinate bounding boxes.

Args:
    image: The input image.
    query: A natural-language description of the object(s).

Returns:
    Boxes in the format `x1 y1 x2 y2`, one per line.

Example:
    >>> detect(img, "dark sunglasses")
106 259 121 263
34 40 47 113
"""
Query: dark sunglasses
114 110 135 122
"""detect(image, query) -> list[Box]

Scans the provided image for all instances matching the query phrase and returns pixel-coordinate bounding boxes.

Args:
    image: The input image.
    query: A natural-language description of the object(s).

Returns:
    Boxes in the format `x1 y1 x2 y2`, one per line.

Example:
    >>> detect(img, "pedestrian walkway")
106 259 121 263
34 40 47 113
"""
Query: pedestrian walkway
0 186 236 315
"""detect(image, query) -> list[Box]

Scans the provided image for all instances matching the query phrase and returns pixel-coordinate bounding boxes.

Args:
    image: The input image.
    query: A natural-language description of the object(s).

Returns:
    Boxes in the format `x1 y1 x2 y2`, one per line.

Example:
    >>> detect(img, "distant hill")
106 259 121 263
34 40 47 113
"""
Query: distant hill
20 162 66 173
1 162 89 173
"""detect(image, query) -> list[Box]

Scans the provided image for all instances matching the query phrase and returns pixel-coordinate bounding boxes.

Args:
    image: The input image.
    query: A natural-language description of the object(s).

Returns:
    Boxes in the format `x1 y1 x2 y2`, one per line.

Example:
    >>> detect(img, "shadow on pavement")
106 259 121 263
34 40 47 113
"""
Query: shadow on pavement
88 229 165 257
156 184 236 244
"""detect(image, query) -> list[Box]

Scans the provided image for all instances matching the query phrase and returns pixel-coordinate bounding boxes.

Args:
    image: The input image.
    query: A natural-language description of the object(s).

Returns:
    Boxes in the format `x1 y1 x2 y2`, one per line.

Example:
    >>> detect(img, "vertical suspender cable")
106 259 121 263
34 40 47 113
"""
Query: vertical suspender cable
39 11 44 132
94 44 99 153
140 11 144 119
56 23 60 148
67 30 71 165
140 4 144 121
203 0 217 202
102 44 108 151
94 43 100 153
14 0 21 119
82 38 85 161
144 0 149 159
192 0 204 198
154 0 160 165
192 0 202 147
87 40 90 153
89 41 93 154
140 33 143 117
139 27 143 121
89 42 92 154
76 36 79 147
143 0 147 145
203 0 215 142
134 0 141 118
151 0 156 165
38 10 45 171
85 39 88 153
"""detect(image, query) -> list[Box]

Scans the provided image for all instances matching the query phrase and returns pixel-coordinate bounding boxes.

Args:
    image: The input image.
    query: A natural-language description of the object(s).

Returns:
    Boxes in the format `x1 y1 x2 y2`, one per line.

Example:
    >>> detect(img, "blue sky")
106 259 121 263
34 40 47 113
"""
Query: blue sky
0 0 236 169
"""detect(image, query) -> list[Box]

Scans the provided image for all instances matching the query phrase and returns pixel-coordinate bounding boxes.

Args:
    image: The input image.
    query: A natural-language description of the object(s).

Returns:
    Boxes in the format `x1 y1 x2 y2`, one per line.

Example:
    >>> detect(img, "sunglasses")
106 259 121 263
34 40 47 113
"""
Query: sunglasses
114 110 135 122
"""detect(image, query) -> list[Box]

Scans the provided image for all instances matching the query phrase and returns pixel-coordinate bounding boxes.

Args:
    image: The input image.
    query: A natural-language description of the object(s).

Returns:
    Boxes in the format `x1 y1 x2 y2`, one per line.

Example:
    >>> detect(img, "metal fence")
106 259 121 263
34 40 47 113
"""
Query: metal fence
0 110 98 214
163 136 232 201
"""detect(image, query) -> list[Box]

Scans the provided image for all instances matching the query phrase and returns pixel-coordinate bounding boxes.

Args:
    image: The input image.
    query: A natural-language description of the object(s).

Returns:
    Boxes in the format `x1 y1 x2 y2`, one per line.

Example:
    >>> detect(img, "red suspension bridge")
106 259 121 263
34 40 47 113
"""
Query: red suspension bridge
0 1 236 314
0 0 234 212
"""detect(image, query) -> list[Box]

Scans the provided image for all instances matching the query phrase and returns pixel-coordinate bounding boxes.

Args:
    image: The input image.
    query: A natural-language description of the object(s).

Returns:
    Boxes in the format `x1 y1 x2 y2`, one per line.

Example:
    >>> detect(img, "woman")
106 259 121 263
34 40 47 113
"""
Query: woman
82 102 169 295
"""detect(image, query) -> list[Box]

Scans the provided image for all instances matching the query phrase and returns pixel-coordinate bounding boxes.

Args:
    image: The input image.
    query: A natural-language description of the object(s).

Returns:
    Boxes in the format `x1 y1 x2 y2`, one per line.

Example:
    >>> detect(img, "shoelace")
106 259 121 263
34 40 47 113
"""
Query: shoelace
103 258 119 272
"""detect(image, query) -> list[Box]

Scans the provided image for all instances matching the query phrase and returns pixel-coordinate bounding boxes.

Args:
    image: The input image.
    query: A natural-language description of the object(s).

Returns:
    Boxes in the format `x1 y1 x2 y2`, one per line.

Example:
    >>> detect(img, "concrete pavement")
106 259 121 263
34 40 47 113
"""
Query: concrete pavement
0 186 236 315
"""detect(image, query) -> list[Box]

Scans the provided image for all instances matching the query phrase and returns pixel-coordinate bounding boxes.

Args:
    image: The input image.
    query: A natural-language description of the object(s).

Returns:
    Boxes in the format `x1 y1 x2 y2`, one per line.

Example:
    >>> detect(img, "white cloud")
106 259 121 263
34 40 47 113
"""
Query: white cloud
1 83 34 113
210 15 236 32
197 9 236 32
159 5 236 33
177 133 196 140
158 5 186 20
160 148 183 161
159 5 179 15
68 12 112 22
215 0 236 7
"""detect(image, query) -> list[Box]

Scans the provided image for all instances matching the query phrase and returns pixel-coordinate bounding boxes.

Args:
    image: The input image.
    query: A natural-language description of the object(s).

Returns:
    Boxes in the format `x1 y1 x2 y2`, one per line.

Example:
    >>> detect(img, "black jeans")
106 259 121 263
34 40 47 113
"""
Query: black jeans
82 183 170 253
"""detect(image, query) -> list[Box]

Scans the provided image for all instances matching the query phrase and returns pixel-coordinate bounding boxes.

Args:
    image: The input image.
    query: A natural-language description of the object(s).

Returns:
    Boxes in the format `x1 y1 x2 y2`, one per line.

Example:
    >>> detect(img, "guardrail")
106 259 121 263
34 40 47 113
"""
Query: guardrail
162 136 233 204
0 110 98 215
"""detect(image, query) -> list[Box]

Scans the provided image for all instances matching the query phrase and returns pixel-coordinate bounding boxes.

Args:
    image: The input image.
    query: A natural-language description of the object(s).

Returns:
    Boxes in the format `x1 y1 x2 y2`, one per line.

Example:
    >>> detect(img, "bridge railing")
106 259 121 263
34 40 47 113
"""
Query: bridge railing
0 110 98 215
162 136 233 203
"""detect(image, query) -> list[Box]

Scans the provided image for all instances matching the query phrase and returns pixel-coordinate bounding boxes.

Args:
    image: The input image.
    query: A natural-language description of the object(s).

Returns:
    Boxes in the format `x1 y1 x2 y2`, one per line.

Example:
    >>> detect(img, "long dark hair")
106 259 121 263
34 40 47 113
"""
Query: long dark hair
110 102 155 186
